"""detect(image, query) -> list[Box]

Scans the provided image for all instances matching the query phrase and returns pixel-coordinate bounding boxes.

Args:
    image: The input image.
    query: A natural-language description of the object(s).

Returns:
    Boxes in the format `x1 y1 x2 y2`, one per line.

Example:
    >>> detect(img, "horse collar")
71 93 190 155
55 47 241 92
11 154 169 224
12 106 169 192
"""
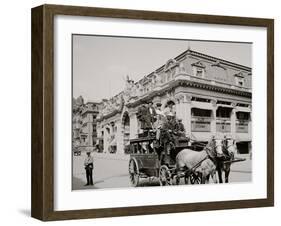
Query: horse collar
204 147 216 164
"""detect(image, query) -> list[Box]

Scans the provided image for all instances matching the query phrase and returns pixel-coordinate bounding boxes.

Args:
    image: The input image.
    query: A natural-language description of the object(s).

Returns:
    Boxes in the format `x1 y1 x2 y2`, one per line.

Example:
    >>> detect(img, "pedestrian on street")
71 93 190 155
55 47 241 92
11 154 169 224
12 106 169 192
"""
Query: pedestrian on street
84 151 94 186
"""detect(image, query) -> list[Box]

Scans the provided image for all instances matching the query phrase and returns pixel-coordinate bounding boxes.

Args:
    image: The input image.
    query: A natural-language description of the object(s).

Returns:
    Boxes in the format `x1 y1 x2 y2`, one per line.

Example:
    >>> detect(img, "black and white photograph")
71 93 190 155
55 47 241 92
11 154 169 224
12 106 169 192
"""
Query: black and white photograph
72 35 252 190
0 0 278 224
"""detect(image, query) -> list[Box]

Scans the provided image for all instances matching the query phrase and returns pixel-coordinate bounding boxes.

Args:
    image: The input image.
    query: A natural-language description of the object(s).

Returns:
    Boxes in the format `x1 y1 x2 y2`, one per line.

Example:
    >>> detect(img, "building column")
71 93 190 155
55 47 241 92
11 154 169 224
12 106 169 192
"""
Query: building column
96 124 102 150
87 122 93 147
248 104 252 139
231 103 237 139
129 113 138 139
116 121 124 154
210 99 217 136
103 127 110 153
175 98 181 118
175 94 191 136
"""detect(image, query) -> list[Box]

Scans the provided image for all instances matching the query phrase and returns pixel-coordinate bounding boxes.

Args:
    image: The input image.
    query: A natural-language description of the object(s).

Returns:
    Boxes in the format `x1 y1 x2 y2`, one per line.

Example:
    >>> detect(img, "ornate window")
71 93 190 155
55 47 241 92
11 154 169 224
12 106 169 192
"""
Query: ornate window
192 61 206 77
234 71 245 87
195 67 204 77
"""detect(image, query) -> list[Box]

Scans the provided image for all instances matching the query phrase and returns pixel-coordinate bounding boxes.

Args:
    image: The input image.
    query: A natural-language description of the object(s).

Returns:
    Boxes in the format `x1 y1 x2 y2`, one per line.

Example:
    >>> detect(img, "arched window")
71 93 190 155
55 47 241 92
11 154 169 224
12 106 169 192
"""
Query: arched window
192 61 206 77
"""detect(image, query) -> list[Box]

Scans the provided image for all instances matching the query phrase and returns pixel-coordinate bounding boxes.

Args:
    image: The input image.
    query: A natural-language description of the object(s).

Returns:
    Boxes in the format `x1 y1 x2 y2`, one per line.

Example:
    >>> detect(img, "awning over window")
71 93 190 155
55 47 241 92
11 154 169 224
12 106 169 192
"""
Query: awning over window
236 106 251 113
216 104 233 109
191 101 213 110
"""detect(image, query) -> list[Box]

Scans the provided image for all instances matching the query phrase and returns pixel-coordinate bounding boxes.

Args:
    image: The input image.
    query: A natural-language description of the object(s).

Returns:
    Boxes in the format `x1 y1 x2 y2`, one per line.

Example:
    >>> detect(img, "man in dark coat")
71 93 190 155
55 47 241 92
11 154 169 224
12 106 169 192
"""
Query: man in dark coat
176 119 185 137
84 151 94 186
137 103 152 131
147 101 157 126
161 113 177 151
137 101 157 132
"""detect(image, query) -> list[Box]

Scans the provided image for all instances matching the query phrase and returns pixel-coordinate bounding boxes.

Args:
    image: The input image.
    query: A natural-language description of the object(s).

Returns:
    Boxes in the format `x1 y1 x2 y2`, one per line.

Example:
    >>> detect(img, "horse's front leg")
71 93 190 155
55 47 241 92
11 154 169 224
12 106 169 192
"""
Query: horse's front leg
217 163 223 183
225 164 231 183
201 174 206 184
212 171 217 183
205 174 210 184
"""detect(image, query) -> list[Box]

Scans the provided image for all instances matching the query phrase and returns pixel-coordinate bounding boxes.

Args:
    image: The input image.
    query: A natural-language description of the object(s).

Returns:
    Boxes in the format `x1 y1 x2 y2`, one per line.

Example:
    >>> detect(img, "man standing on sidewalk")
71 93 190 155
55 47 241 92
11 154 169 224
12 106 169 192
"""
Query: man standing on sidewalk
84 151 94 186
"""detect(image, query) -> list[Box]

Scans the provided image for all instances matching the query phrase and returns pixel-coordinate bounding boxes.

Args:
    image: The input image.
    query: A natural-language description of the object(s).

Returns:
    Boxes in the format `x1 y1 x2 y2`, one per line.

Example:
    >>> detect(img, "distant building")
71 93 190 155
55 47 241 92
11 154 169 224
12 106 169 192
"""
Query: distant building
72 96 99 152
96 48 252 155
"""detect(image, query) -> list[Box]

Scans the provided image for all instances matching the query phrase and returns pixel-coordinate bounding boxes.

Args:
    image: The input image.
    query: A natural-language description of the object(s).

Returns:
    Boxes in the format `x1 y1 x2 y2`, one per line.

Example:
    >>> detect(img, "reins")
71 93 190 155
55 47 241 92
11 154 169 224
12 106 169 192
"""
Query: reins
190 144 216 171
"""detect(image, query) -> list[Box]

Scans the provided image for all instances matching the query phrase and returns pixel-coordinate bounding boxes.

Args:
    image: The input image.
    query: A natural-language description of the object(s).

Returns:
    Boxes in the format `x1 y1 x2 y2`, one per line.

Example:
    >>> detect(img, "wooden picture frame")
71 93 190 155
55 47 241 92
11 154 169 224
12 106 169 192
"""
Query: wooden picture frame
31 4 274 221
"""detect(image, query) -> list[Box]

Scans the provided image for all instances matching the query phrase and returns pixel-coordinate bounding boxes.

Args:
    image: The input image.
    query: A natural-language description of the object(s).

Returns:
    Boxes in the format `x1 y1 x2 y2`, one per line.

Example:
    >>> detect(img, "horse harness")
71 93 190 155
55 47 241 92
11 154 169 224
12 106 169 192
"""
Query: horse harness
189 144 221 172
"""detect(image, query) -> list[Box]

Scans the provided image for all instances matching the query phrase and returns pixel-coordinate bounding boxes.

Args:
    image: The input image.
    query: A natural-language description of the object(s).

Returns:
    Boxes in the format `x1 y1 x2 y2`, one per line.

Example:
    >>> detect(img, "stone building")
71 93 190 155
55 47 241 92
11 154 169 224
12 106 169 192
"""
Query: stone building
73 96 99 152
96 48 252 155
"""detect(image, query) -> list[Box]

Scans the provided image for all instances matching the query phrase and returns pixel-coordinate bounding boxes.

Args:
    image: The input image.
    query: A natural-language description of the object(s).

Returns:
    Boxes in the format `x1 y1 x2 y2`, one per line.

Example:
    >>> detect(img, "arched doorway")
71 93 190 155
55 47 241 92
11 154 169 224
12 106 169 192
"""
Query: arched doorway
122 112 130 153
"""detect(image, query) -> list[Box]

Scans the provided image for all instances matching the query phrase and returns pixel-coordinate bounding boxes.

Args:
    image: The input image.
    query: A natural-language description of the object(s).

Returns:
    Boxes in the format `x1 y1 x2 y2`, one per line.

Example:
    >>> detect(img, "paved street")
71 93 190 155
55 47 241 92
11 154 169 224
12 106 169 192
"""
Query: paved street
72 152 252 190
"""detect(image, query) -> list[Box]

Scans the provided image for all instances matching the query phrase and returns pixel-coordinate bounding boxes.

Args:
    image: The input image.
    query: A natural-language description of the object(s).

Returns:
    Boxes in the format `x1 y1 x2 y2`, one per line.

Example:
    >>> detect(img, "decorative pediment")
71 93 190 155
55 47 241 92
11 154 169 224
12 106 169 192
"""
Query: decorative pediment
234 71 245 78
191 60 206 68
211 60 227 70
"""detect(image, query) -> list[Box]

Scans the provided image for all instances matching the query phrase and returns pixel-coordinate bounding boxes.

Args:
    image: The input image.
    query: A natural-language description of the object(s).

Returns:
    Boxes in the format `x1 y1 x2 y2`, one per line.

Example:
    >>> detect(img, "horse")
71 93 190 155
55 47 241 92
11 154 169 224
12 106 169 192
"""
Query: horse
217 138 237 183
195 158 217 184
175 138 225 184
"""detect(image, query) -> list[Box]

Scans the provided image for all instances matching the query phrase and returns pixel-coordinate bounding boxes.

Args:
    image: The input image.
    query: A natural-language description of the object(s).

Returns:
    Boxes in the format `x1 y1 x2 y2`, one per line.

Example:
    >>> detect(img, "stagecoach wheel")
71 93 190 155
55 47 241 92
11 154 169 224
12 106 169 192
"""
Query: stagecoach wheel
129 158 140 187
159 165 172 186
189 172 202 184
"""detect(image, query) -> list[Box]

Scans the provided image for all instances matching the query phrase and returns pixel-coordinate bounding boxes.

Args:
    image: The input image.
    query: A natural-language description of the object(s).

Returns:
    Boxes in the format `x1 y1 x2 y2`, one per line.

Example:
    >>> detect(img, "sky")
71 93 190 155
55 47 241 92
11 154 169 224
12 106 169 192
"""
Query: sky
73 35 251 102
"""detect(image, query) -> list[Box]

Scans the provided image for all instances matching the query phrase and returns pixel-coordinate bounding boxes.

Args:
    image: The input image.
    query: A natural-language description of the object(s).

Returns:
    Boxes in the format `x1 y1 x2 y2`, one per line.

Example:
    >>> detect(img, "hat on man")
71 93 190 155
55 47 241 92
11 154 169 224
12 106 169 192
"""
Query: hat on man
167 112 174 117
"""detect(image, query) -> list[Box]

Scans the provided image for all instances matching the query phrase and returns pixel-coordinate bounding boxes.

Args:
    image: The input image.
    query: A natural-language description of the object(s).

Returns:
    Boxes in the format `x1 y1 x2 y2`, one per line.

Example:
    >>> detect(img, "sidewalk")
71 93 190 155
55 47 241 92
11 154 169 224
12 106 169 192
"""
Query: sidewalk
72 152 252 190
72 153 130 190
231 154 252 172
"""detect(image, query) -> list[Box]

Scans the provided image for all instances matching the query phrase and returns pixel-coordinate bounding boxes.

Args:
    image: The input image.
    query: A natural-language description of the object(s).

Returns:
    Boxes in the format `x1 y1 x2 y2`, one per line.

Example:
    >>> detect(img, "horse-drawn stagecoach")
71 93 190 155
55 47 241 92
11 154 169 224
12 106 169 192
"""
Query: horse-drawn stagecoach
128 130 210 187
128 130 245 187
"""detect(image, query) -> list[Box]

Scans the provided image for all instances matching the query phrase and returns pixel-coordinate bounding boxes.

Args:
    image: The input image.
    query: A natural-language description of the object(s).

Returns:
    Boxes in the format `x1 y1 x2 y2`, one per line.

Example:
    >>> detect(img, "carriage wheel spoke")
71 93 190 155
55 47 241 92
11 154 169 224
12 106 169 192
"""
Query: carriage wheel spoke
159 165 172 186
129 159 139 187
190 173 202 184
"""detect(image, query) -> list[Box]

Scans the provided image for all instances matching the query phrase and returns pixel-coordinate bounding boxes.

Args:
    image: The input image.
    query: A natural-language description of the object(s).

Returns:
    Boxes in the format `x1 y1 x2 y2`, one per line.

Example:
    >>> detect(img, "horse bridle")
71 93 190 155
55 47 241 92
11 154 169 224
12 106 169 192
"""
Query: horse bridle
204 142 223 159
225 141 235 159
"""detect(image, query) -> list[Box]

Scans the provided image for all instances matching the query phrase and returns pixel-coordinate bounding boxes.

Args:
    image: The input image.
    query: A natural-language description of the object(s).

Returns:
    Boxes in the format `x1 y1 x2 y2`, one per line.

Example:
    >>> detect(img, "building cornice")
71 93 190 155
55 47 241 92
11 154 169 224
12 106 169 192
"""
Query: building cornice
126 78 251 108
185 50 251 72
96 109 122 122
81 109 99 116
